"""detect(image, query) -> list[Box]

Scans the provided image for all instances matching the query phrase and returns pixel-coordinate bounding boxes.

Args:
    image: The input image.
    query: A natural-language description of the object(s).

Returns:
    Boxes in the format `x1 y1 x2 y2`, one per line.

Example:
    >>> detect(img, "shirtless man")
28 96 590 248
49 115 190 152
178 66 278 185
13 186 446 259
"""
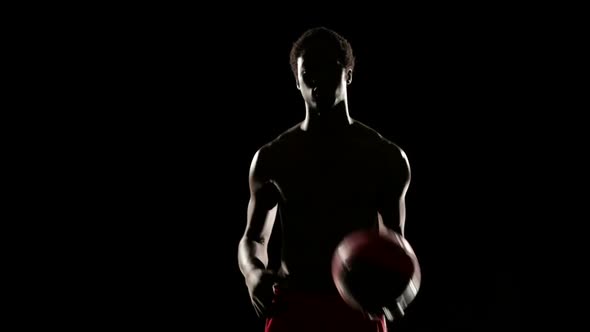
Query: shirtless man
237 27 411 332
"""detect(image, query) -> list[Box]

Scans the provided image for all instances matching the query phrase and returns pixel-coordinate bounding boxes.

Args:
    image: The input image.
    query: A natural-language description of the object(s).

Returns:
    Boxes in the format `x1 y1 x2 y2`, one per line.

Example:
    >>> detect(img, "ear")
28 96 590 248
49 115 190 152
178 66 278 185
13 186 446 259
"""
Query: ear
296 76 301 90
346 68 353 85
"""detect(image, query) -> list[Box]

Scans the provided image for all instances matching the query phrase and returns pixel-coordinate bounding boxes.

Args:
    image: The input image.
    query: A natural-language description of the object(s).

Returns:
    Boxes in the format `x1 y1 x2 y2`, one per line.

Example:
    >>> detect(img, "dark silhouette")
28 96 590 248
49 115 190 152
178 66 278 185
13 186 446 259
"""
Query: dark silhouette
237 27 412 332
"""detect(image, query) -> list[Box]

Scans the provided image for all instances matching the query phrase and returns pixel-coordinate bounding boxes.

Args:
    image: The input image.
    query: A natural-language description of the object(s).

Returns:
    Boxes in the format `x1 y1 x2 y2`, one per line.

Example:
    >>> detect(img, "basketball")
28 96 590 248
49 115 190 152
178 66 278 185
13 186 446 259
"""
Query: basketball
331 229 421 318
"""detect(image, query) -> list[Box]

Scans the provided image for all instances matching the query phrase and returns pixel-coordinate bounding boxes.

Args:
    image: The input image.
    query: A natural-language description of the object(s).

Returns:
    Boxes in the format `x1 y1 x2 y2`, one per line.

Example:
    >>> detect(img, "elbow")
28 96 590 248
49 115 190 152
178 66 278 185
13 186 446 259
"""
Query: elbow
378 212 403 236
237 237 267 275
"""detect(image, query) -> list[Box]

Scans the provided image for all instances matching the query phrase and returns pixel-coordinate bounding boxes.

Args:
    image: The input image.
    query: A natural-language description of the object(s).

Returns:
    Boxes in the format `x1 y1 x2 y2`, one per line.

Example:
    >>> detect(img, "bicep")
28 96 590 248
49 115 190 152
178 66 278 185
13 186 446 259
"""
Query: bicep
377 147 411 235
244 187 279 244
243 149 280 244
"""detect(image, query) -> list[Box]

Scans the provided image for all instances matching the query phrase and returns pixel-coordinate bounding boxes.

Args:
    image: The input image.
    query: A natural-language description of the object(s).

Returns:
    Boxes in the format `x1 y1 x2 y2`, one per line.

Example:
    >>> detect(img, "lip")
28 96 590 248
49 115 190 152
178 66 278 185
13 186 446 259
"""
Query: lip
312 90 324 99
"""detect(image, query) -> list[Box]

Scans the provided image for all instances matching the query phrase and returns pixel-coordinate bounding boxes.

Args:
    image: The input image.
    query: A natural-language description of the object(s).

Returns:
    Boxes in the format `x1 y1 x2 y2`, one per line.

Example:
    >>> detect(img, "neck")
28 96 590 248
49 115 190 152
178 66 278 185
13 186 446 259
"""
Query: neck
301 100 353 132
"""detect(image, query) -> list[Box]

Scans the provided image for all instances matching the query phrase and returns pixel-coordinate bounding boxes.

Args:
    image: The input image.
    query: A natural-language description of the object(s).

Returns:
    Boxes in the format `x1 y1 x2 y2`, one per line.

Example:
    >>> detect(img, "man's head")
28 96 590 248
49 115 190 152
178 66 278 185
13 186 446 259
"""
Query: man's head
289 27 356 79
290 27 356 111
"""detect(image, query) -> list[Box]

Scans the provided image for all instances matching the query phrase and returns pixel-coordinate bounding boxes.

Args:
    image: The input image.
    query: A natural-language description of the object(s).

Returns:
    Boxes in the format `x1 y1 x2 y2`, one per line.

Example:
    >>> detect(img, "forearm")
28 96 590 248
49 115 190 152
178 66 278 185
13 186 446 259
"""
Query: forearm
378 208 405 237
238 237 268 280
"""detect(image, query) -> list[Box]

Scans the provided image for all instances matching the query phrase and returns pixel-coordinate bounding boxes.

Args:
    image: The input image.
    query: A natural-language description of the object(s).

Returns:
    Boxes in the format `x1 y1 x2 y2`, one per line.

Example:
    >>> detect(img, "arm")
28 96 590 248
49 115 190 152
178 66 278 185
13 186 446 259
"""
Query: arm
238 148 280 279
377 145 411 237
375 144 412 323
237 148 281 316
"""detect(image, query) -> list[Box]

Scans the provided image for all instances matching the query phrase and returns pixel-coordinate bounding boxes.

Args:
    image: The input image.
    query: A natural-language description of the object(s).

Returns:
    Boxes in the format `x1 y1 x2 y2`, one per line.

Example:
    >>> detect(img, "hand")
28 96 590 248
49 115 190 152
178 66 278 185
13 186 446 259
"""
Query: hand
366 302 405 322
245 269 282 318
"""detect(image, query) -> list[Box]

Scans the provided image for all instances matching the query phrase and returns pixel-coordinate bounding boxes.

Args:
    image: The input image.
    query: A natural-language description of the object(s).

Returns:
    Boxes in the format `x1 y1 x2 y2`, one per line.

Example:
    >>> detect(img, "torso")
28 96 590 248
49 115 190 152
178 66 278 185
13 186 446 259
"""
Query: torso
261 121 403 292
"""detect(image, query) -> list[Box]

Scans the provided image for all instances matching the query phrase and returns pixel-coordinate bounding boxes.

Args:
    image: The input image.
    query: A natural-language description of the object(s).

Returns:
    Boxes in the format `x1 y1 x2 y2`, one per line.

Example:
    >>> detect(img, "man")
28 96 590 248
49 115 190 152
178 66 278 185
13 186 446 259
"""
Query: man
237 27 412 332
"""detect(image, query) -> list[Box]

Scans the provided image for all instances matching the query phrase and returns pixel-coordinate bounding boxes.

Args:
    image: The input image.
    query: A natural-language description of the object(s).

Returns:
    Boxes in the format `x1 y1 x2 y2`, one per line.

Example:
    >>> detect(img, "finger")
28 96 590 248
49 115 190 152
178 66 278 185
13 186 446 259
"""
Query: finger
254 292 275 312
253 298 266 317
367 312 381 321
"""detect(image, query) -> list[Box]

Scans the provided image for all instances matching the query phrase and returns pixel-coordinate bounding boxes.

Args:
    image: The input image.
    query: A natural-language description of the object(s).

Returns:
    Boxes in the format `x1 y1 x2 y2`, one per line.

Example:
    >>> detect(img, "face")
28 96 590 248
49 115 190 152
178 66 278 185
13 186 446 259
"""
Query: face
297 51 352 112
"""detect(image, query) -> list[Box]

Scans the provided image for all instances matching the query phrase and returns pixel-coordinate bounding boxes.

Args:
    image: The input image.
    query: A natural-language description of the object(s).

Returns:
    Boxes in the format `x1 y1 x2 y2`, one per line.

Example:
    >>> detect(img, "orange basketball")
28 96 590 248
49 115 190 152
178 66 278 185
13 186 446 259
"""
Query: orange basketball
331 229 421 318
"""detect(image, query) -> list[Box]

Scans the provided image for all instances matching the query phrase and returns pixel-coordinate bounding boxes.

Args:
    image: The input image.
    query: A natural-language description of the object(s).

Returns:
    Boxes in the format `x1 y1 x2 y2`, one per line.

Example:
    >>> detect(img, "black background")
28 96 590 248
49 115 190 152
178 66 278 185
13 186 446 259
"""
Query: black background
38 7 539 331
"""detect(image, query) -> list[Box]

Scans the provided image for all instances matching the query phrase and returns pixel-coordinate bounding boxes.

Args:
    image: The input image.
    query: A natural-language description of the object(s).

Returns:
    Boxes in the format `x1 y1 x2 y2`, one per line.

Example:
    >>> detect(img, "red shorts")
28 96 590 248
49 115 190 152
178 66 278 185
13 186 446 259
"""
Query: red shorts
264 288 387 332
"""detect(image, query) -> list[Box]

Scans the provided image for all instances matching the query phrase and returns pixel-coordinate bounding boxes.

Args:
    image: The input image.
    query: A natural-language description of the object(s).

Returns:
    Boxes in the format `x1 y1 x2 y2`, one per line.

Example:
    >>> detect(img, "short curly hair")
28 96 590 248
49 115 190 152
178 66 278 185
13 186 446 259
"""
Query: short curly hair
289 27 356 79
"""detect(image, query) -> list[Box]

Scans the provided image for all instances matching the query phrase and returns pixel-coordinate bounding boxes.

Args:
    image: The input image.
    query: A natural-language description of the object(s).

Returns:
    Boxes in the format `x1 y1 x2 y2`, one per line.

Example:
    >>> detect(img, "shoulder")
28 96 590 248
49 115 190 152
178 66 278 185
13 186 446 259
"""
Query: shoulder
272 122 305 146
249 123 303 178
353 121 408 155
253 123 303 160
352 120 410 169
